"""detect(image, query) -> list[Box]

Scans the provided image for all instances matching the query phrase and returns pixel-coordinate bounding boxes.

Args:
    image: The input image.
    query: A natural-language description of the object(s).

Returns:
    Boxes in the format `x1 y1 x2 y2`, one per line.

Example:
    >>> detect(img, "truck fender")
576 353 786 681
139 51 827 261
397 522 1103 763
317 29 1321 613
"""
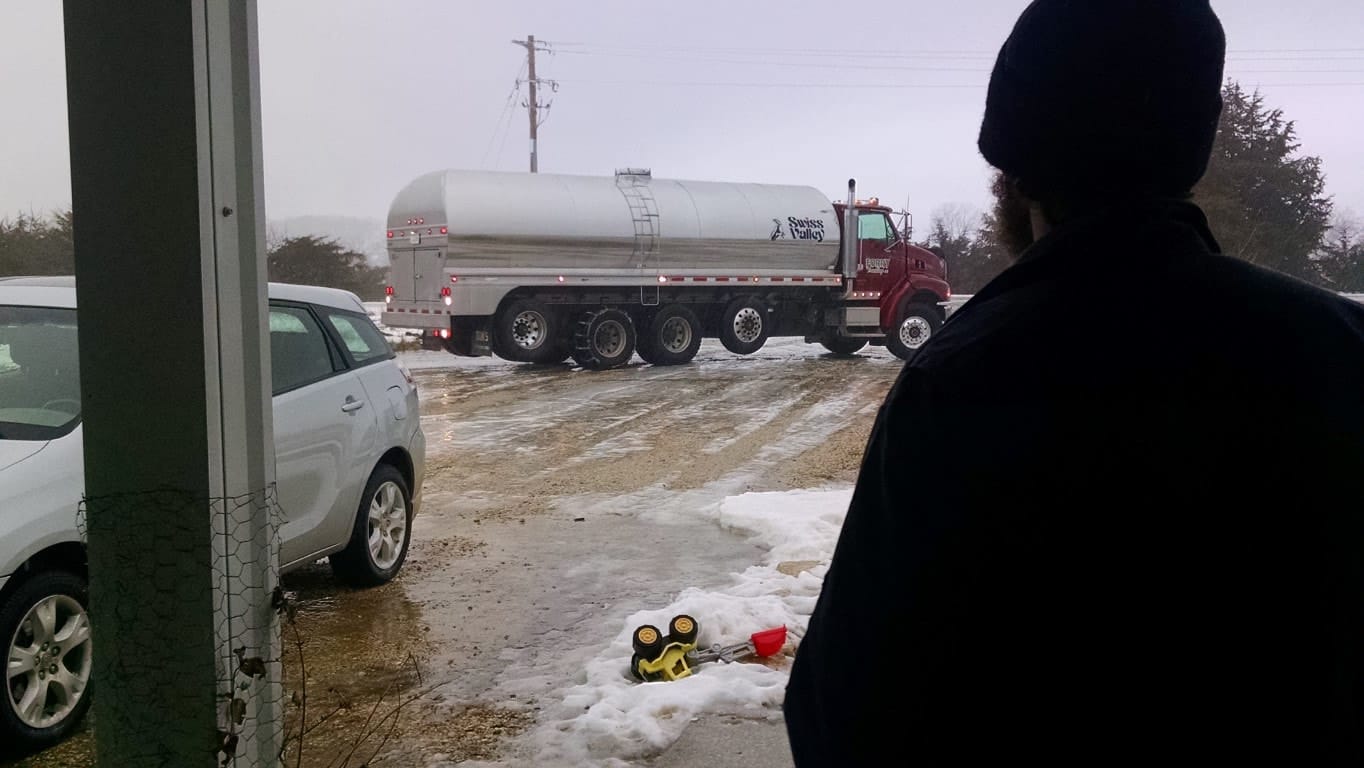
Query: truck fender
880 278 949 330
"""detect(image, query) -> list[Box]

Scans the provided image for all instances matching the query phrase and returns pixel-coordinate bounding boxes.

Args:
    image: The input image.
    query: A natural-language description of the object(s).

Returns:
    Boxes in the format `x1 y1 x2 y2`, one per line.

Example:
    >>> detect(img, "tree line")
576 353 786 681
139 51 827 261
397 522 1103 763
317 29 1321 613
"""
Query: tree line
0 218 387 301
921 82 1364 295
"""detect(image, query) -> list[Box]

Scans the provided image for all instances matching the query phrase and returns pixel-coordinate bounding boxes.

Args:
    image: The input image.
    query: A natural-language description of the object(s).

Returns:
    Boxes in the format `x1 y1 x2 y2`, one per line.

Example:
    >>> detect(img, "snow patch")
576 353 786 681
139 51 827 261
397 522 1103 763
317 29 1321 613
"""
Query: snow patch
518 488 852 766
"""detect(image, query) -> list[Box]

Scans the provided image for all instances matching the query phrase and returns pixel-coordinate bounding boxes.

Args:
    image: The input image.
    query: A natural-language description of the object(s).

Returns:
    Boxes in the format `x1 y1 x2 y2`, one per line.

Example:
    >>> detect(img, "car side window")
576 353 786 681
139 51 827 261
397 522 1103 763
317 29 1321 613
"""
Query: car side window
270 305 337 395
324 310 393 367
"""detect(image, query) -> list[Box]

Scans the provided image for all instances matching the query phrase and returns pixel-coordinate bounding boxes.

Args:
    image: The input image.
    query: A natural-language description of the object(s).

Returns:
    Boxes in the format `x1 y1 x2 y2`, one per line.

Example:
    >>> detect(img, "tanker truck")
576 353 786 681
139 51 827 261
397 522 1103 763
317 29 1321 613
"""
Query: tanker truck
381 168 950 370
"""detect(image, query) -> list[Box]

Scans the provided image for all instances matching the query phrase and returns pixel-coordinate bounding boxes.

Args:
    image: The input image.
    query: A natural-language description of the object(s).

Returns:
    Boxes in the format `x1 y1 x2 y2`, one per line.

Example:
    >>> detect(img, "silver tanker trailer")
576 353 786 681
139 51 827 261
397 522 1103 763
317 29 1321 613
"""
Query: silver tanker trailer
382 168 951 369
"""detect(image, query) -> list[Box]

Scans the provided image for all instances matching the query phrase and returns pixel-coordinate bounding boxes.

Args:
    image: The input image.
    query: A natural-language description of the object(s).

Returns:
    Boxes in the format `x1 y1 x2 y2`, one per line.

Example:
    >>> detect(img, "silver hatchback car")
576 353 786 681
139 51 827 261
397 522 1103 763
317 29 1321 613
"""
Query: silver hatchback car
0 276 426 752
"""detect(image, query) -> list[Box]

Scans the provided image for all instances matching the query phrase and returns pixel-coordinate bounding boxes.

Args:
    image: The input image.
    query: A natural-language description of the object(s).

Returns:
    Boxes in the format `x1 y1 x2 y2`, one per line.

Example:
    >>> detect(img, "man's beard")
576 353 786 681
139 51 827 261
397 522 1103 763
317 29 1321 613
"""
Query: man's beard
990 172 1036 259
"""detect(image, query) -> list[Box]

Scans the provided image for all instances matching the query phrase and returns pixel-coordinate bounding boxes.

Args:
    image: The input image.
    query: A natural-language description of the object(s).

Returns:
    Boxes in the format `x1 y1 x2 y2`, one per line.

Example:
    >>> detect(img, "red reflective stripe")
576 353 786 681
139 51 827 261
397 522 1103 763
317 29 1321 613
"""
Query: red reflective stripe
771 277 784 282
715 277 730 282
670 276 684 282
792 277 805 282
693 277 708 282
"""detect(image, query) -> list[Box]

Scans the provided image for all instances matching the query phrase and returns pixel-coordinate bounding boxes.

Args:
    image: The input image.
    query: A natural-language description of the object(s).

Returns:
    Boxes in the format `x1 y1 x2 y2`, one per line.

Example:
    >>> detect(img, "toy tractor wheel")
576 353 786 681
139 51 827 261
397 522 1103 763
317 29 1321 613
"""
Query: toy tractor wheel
632 624 664 659
668 614 699 645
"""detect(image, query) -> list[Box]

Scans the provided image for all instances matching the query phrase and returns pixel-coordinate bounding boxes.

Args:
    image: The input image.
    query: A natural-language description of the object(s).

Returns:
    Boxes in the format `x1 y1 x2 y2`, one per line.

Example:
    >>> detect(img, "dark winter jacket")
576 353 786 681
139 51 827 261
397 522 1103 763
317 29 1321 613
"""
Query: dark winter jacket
784 200 1364 767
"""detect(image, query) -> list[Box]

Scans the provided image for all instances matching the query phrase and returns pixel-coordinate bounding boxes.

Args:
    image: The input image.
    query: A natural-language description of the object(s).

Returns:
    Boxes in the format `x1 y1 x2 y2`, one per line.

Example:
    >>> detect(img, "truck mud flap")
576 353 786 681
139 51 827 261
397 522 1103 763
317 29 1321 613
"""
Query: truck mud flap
449 316 493 357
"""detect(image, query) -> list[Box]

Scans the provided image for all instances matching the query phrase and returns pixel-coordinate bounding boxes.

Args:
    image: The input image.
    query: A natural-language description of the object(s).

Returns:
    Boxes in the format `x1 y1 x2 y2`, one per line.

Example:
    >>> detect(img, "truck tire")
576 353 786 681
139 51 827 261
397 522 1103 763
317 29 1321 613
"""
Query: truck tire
494 299 561 364
719 296 769 355
887 301 943 362
819 335 867 357
572 308 636 370
637 305 702 366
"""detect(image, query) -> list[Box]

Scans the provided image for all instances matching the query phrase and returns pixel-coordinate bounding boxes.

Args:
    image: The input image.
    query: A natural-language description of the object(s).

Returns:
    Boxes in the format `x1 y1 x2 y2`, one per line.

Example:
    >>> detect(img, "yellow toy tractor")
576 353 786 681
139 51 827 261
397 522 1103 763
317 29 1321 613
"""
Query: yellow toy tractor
629 614 788 683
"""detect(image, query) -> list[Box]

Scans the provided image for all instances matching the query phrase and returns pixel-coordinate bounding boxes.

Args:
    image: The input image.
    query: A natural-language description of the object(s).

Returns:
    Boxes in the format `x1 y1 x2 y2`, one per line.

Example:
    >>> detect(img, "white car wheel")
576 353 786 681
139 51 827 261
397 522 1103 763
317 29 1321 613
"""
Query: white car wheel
1 571 93 750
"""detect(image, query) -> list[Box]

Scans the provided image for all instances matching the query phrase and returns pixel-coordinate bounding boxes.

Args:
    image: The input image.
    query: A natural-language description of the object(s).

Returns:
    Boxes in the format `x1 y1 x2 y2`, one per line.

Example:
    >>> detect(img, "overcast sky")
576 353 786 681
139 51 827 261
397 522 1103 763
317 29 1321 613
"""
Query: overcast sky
3 1 1362 231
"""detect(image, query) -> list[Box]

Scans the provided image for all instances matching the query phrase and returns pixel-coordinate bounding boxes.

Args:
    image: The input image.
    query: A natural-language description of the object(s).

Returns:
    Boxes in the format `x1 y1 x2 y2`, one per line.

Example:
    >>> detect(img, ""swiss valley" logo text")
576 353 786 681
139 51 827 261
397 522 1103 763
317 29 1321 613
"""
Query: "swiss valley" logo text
786 217 826 242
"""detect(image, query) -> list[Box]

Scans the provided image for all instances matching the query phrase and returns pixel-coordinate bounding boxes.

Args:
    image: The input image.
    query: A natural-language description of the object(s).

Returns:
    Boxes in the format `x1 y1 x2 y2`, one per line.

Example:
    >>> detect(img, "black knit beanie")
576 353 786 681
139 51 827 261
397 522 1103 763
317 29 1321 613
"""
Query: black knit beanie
978 0 1227 201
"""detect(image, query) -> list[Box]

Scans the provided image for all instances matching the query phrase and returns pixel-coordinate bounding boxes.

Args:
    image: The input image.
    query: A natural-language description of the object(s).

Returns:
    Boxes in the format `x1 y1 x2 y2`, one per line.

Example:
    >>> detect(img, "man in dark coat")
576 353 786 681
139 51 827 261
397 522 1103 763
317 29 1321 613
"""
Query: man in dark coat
783 1 1364 765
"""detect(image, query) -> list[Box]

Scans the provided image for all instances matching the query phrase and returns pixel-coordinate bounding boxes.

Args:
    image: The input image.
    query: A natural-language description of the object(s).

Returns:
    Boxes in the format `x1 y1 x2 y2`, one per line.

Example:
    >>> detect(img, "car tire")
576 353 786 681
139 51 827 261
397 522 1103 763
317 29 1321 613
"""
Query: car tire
330 464 413 588
886 301 943 362
719 296 770 355
636 305 702 366
0 570 93 754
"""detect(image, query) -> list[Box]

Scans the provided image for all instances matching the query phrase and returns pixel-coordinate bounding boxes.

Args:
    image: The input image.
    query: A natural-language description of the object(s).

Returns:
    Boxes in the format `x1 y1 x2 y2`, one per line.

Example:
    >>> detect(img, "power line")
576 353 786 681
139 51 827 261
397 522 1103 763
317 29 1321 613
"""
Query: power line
552 41 1364 59
555 78 1364 89
557 48 1364 75
556 49 994 72
480 61 526 169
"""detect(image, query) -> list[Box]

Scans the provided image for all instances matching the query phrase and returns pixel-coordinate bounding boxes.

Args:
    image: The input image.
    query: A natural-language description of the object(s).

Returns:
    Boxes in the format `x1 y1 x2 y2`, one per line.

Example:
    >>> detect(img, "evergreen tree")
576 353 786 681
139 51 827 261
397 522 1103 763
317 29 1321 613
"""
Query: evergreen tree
1195 82 1333 283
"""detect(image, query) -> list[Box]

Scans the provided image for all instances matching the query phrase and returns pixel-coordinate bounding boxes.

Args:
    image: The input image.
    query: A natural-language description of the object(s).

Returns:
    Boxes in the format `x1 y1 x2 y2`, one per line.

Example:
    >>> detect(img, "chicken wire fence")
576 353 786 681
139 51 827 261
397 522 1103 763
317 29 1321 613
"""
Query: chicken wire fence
78 486 285 767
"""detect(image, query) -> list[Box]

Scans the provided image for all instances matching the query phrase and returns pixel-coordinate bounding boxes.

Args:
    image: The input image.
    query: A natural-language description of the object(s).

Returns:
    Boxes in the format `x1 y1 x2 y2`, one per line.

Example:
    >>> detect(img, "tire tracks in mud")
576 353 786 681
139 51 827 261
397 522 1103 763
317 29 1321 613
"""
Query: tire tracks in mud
413 355 898 524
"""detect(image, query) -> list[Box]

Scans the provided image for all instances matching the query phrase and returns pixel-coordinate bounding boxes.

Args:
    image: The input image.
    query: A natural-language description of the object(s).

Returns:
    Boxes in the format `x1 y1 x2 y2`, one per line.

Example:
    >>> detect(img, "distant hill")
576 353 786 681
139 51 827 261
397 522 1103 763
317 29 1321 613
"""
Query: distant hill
267 215 386 266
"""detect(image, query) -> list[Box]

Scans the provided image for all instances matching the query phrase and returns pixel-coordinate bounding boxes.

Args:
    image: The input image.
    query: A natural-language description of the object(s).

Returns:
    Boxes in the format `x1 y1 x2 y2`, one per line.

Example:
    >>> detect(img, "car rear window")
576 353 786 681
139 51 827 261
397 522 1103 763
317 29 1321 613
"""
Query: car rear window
324 310 393 366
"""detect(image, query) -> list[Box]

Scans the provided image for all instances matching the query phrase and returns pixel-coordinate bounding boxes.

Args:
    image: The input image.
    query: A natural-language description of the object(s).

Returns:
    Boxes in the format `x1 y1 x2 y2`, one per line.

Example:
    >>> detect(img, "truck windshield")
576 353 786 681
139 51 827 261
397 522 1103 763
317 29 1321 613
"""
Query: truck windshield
0 306 81 441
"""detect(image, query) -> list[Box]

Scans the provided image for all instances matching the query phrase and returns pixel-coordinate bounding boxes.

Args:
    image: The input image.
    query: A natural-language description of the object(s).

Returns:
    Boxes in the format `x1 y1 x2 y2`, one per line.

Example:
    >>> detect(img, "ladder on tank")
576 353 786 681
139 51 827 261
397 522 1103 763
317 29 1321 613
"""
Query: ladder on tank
615 168 661 306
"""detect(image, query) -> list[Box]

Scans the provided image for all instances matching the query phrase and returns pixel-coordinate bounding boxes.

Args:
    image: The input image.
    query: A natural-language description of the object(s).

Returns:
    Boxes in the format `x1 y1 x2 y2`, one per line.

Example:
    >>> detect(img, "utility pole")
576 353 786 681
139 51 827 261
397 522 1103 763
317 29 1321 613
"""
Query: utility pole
511 35 556 173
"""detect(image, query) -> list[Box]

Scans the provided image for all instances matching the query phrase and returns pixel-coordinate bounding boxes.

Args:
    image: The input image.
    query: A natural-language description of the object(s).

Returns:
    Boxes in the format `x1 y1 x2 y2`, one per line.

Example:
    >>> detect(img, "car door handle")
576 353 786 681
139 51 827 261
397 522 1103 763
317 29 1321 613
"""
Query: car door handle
341 397 366 413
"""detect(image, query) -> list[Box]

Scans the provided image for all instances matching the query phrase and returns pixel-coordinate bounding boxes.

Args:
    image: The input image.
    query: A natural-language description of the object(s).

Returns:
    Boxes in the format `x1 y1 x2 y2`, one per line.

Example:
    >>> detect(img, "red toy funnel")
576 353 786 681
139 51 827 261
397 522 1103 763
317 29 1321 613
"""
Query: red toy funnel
750 626 787 658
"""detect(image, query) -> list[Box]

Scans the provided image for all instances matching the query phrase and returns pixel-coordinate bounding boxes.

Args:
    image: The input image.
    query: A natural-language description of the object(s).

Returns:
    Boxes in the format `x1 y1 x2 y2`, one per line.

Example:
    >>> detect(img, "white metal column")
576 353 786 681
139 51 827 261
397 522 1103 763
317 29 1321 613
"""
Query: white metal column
63 1 278 765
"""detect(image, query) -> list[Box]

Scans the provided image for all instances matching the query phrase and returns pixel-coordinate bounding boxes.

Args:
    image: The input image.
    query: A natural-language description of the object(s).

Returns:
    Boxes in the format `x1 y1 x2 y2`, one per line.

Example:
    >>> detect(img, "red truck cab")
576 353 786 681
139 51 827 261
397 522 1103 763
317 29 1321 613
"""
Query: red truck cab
832 198 952 360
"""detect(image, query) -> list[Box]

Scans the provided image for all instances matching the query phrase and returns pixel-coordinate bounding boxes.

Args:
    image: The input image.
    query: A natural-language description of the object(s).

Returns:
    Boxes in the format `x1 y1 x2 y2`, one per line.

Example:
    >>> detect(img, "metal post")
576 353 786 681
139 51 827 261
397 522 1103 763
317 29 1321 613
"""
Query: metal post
63 1 278 765
842 179 859 281
527 34 538 173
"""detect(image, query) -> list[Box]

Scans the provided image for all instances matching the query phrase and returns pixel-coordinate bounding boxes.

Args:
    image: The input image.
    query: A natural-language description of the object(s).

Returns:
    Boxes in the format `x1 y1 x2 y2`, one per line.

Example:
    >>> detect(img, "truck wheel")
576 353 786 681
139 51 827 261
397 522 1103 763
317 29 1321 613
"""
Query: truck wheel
719 297 769 355
494 299 561 364
637 305 702 366
887 302 943 362
819 335 867 357
572 308 636 370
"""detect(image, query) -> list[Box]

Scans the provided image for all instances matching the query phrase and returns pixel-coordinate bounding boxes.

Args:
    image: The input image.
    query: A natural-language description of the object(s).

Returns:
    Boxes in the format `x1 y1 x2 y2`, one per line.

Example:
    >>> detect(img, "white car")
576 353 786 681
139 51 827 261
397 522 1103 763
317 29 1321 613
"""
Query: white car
0 276 426 752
